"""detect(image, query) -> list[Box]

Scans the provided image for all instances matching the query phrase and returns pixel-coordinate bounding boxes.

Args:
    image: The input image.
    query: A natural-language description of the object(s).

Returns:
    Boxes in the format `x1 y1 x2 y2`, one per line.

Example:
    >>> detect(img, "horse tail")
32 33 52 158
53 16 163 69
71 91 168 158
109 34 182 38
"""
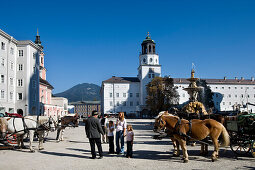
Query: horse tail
220 123 230 147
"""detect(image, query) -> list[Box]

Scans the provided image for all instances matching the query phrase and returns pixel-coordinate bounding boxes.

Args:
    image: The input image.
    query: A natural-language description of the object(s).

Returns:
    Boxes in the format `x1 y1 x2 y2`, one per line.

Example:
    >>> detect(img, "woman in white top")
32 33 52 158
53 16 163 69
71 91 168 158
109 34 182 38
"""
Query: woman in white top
115 112 127 154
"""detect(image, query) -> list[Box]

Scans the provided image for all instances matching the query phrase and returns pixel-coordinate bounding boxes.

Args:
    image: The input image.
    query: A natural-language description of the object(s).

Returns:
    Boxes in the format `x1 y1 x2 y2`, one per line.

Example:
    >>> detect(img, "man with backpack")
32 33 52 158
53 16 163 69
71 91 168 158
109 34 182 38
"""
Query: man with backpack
100 114 108 143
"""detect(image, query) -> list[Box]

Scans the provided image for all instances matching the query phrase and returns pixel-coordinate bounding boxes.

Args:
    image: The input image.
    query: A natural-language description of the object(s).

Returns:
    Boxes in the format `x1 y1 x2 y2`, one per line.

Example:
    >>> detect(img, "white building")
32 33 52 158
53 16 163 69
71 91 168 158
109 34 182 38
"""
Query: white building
0 29 41 115
174 77 255 113
0 29 68 116
101 34 255 116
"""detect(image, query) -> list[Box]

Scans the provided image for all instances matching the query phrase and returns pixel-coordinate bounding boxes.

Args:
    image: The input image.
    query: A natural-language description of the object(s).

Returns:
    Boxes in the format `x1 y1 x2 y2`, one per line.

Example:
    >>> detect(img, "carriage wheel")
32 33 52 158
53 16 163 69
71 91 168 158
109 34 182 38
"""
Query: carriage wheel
251 141 255 158
6 134 17 144
230 133 250 156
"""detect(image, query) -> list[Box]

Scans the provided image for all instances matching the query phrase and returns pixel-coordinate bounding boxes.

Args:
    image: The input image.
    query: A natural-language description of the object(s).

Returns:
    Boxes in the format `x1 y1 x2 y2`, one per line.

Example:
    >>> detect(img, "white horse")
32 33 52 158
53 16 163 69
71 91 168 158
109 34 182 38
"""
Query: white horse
5 116 56 152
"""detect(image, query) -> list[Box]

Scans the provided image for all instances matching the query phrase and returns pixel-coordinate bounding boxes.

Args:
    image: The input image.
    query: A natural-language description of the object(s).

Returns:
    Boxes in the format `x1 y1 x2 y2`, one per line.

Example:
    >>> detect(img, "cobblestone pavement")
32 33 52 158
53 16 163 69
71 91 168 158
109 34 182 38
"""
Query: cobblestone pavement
0 119 254 170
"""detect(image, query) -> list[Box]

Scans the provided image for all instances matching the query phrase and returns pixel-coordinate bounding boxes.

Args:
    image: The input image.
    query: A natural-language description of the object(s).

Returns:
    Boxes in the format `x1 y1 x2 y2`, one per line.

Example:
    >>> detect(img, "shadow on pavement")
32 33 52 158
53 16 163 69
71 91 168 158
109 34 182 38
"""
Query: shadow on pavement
39 150 90 159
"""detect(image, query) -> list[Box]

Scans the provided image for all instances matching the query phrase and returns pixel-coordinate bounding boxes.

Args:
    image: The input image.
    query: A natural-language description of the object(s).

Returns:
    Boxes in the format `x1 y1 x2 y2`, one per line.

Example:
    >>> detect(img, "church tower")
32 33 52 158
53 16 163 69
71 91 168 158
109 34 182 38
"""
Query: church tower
138 33 161 107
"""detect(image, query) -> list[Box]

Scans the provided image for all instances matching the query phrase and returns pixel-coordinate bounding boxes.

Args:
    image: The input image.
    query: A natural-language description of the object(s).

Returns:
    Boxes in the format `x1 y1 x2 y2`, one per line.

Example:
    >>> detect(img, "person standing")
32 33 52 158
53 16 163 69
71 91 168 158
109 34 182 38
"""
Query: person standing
100 114 108 143
115 112 127 154
126 124 134 158
85 111 104 159
107 120 115 154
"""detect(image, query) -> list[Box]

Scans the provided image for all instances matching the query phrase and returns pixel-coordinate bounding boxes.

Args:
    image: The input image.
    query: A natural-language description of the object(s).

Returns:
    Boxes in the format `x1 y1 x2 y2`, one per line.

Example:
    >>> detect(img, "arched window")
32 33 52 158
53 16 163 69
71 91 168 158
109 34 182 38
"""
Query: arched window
150 58 153 63
149 45 151 53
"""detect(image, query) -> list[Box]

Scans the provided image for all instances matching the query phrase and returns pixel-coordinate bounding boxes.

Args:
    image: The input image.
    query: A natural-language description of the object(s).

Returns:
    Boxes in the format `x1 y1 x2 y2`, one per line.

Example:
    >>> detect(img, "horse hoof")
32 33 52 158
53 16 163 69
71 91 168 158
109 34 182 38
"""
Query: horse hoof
183 160 188 163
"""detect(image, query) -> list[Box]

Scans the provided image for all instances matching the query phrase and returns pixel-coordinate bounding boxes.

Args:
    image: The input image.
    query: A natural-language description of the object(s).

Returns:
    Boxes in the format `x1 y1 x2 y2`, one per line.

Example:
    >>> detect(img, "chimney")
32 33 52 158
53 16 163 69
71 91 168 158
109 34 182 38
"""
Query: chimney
235 77 238 80
224 76 227 80
251 77 254 81
241 77 244 80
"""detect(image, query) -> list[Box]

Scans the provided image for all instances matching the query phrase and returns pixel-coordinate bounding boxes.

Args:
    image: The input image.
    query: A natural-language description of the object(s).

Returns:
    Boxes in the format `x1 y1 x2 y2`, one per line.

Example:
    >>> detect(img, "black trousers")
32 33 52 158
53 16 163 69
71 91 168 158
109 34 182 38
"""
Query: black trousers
126 141 133 157
108 136 114 153
89 138 103 158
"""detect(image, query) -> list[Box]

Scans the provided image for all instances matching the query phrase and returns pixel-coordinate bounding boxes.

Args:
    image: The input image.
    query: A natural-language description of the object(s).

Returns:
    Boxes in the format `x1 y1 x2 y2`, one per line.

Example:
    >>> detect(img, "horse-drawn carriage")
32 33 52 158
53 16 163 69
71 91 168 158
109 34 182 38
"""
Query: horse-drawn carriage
226 113 255 157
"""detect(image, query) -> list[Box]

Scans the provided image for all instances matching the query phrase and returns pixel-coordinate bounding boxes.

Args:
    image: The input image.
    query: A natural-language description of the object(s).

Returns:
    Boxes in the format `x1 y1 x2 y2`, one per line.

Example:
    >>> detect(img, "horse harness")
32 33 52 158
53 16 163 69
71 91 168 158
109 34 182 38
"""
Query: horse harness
173 117 192 141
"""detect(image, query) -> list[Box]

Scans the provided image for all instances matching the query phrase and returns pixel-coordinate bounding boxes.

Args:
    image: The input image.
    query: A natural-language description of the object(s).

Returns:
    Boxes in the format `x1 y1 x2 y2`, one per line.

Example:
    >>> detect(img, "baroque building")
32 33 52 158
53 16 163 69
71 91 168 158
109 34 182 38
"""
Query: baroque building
101 33 255 116
0 29 68 116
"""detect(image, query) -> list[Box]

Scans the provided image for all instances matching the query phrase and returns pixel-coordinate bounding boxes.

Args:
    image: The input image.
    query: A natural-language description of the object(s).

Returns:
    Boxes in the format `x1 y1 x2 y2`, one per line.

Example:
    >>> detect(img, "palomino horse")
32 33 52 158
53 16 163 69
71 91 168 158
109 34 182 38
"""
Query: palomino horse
4 116 55 152
56 114 79 142
154 112 230 163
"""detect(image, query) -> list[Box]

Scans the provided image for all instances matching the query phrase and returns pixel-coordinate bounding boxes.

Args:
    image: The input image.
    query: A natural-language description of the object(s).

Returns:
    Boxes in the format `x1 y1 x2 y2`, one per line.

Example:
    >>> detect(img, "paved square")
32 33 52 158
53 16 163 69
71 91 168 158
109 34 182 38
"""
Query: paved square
0 119 254 170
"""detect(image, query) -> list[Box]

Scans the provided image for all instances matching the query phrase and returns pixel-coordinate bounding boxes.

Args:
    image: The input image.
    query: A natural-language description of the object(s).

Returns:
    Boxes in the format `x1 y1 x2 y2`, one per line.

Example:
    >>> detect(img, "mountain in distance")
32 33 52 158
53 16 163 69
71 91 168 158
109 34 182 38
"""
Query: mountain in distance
54 83 101 102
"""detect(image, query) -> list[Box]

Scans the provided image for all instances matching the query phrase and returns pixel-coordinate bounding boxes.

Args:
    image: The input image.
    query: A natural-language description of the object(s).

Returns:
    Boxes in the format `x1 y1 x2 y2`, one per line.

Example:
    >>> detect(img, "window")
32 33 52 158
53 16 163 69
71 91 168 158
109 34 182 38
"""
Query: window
229 102 231 105
10 78 13 86
183 94 185 97
10 47 14 55
1 42 5 50
136 93 139 97
18 64 23 71
32 80 36 88
136 101 139 106
130 93 133 97
33 52 36 59
116 93 119 97
228 94 231 98
152 74 155 78
241 87 243 89
10 92 13 100
123 101 126 106
19 50 23 56
41 57 43 64
228 87 231 89
148 74 151 78
130 101 133 106
235 95 237 98
246 87 249 89
222 87 224 89
18 93 23 100
235 87 237 89
150 58 153 62
1 75 4 83
10 62 14 70
247 95 250 98
0 90 4 99
117 101 119 106
17 79 23 87
123 93 126 97
215 87 218 89
241 94 244 98
223 102 225 105
10 91 13 100
1 58 4 66
109 93 112 98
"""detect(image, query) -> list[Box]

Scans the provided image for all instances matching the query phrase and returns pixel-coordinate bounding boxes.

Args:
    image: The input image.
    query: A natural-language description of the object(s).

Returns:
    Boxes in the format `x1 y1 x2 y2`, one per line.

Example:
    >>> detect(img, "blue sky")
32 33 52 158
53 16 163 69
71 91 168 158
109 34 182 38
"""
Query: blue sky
1 0 255 93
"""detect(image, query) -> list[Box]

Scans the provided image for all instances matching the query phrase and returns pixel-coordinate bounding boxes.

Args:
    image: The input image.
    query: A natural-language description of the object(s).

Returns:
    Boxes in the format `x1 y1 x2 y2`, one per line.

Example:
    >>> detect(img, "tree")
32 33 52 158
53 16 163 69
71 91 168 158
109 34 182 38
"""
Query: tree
196 79 214 110
146 77 179 116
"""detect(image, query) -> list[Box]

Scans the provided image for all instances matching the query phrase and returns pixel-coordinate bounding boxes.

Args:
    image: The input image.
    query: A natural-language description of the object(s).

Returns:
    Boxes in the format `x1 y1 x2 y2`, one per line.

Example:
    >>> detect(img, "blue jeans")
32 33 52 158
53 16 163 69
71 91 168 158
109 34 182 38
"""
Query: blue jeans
116 130 124 153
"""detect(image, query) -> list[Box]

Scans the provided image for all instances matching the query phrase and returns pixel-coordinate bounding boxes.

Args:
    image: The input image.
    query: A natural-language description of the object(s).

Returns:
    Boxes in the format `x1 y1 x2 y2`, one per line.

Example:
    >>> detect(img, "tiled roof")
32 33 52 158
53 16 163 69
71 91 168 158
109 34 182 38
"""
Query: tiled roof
69 101 101 105
103 76 140 83
173 78 255 85
40 78 54 89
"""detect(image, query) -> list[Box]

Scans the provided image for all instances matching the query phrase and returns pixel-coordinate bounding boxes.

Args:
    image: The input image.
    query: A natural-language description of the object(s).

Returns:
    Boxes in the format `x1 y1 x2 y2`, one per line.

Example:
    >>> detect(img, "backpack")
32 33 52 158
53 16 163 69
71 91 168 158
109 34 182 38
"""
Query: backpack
101 118 106 126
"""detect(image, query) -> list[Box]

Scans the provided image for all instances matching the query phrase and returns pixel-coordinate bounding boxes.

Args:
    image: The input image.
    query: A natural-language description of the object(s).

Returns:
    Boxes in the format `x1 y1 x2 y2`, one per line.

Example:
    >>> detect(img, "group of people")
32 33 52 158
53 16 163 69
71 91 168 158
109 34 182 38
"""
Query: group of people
85 111 134 159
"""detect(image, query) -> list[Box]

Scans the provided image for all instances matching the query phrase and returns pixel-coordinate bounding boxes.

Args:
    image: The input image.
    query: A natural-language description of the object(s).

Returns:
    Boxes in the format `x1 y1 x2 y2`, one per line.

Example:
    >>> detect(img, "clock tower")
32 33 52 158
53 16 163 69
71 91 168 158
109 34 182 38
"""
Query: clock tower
138 33 161 107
